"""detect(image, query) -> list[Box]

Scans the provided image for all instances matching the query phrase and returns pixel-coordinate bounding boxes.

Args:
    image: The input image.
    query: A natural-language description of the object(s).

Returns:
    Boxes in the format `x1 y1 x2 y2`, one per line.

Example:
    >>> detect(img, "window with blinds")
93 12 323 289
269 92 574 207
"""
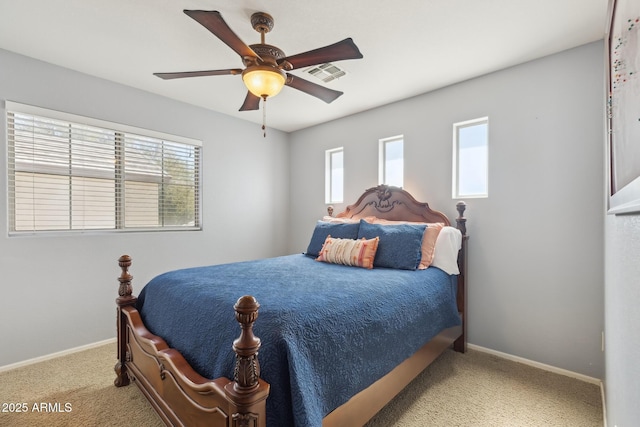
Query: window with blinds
6 102 201 233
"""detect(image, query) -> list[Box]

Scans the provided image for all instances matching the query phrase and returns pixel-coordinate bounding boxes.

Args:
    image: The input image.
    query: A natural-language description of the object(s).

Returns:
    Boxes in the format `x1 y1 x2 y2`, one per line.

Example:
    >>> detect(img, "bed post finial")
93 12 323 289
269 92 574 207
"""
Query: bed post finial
232 295 262 392
456 201 467 236
117 255 135 303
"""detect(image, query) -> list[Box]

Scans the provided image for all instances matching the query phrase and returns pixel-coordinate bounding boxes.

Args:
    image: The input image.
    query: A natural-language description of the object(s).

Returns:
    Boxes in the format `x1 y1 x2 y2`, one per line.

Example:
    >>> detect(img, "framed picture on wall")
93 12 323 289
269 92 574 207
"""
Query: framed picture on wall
607 0 640 214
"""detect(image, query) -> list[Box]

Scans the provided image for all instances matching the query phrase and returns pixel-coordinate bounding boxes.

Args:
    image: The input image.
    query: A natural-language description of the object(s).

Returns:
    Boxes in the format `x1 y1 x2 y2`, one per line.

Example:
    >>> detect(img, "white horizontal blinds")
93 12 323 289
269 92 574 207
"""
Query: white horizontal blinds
123 134 200 228
8 112 117 231
160 140 200 227
124 134 163 228
6 103 201 233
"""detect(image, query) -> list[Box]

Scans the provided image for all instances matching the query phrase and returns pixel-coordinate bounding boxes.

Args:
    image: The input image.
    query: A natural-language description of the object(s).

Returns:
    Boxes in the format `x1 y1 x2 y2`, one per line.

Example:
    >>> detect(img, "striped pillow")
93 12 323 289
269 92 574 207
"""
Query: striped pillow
316 236 379 269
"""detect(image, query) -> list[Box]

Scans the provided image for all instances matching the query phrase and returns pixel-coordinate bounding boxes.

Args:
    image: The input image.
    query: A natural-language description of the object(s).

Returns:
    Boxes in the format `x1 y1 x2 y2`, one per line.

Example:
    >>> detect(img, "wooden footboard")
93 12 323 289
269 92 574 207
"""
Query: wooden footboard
114 255 269 427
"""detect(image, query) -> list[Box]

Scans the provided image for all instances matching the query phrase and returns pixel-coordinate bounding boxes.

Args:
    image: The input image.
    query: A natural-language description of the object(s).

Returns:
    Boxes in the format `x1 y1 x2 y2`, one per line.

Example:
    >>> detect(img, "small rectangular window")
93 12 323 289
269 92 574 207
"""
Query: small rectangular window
453 118 488 198
325 147 343 203
7 102 202 234
379 136 404 187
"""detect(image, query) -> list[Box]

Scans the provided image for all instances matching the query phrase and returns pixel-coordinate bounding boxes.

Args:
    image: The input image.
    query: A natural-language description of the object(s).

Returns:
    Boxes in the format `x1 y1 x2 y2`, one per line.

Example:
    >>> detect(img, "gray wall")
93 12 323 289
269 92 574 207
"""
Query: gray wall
0 49 291 367
605 214 640 426
289 42 605 379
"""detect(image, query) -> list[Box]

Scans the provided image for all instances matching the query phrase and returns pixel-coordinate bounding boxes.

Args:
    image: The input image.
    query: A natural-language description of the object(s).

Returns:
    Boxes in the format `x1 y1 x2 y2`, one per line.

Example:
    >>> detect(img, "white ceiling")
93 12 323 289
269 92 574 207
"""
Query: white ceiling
0 0 608 133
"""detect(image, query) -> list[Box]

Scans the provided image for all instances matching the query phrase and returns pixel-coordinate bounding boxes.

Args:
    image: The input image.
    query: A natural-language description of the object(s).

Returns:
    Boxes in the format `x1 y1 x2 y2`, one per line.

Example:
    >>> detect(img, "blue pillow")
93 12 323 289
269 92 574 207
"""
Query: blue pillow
357 220 427 270
305 221 360 257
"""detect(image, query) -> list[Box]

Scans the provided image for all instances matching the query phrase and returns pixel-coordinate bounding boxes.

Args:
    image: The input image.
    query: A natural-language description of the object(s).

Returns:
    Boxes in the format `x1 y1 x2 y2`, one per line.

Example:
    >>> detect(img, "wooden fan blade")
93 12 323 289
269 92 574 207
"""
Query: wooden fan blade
285 74 343 103
184 10 260 59
239 92 261 111
154 69 243 80
281 38 363 70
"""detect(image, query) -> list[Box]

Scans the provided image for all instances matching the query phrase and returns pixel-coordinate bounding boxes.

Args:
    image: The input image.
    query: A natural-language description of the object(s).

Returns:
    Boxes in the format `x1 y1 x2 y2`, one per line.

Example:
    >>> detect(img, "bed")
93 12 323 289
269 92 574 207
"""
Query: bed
114 185 468 427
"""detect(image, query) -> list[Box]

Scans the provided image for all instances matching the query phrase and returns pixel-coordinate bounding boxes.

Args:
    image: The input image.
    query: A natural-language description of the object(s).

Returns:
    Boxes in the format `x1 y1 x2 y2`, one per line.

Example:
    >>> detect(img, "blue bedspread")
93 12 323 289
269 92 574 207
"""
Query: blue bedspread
136 254 460 427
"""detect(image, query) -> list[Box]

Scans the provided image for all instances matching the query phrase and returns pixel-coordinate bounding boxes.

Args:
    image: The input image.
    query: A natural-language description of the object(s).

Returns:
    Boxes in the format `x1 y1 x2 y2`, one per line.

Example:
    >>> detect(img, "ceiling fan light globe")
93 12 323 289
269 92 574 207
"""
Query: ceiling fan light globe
242 66 286 98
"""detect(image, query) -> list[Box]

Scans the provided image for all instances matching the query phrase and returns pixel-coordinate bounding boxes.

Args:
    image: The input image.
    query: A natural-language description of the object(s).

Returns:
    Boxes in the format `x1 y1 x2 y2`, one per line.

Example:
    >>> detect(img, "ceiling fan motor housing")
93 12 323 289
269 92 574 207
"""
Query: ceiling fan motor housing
245 44 285 67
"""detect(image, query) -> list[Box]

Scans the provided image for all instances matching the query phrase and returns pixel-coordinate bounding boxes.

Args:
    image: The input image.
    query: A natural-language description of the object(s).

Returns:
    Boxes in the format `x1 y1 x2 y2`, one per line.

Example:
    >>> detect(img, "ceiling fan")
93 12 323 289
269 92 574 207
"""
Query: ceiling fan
154 10 364 113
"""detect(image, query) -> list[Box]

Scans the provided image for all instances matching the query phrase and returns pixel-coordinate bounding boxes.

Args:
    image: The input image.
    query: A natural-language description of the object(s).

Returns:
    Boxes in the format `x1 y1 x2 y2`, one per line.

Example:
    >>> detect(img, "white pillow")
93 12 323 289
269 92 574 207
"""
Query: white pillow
430 226 462 275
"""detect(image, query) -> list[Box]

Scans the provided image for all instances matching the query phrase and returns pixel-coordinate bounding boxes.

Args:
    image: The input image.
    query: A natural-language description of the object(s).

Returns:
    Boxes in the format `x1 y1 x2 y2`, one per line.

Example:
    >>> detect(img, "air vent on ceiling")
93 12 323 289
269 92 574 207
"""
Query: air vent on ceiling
306 62 347 83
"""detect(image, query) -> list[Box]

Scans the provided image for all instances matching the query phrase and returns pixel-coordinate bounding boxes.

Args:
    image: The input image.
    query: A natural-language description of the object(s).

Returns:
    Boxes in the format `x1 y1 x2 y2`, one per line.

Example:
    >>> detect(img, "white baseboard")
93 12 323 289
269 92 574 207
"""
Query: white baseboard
467 343 602 385
0 337 116 373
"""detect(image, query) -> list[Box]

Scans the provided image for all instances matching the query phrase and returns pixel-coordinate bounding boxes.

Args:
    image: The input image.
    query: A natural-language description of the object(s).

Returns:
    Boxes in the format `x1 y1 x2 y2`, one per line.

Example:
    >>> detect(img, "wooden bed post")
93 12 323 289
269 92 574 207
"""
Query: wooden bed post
454 202 468 353
224 296 270 427
114 254 136 387
455 201 467 236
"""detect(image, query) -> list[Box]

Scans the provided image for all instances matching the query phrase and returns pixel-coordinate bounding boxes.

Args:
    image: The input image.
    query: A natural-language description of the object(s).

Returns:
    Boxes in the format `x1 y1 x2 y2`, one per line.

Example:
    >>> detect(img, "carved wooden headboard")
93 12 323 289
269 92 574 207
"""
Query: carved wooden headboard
333 185 452 225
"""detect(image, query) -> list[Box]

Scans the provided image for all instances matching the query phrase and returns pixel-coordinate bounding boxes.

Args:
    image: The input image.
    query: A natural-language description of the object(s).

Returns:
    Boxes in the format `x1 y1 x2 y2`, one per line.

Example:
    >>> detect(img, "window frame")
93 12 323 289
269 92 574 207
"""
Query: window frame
6 101 202 235
378 135 404 188
325 147 344 204
452 117 489 199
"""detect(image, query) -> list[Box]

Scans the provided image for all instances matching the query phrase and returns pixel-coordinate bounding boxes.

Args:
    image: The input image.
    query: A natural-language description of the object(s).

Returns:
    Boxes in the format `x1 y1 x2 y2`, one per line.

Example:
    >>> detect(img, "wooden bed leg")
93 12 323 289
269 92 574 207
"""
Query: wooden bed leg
114 255 137 387
224 296 270 427
453 330 466 353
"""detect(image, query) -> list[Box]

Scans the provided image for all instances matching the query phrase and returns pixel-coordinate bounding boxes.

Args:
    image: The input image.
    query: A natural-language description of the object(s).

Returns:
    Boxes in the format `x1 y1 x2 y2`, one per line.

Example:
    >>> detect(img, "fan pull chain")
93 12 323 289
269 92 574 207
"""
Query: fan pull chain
262 96 267 138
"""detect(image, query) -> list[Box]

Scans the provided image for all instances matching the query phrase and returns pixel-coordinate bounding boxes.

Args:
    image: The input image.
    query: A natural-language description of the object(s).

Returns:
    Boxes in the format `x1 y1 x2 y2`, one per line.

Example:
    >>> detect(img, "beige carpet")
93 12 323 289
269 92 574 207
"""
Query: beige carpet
0 343 602 427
